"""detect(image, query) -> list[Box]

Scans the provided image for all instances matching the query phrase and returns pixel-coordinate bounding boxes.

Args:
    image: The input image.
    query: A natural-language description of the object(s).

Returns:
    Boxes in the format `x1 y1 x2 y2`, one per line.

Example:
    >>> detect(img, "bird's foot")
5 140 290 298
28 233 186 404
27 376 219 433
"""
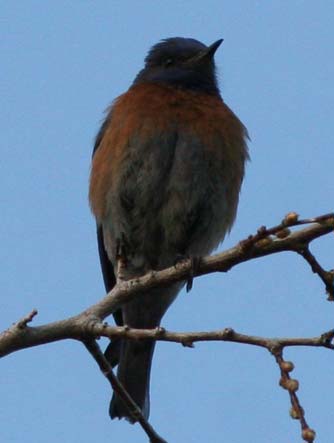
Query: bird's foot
154 326 166 337
174 254 201 292
186 256 201 292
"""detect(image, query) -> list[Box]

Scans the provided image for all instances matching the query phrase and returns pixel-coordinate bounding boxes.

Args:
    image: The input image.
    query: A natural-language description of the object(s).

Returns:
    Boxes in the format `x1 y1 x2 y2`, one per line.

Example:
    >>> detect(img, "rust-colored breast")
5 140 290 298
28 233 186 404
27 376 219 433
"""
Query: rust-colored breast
89 83 248 222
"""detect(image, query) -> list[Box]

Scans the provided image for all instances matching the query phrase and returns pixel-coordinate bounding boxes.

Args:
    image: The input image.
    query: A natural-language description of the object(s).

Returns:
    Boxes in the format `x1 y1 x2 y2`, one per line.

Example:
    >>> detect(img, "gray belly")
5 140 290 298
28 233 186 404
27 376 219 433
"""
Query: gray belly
102 130 240 275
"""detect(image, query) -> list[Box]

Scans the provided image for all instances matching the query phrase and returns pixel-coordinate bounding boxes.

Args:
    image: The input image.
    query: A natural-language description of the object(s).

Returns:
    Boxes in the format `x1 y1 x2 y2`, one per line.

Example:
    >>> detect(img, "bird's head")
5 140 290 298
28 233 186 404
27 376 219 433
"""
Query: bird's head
133 37 223 95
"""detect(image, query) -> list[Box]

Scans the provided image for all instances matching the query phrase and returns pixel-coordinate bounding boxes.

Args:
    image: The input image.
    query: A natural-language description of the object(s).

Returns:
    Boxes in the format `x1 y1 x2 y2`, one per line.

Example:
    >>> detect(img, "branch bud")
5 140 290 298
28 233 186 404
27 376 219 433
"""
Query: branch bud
284 212 299 225
302 428 316 442
280 361 294 372
290 406 304 419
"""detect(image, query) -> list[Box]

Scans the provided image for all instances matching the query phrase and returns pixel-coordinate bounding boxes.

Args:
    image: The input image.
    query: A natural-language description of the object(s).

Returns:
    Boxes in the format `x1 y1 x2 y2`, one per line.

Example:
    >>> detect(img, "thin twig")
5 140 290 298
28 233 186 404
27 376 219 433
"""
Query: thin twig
90 324 334 351
297 246 334 300
83 339 167 443
16 309 38 329
273 350 316 442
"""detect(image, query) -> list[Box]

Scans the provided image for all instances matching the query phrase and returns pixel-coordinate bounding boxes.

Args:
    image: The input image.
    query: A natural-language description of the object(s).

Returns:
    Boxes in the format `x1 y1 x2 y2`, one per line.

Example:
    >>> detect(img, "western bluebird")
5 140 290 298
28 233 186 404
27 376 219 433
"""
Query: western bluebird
89 37 249 422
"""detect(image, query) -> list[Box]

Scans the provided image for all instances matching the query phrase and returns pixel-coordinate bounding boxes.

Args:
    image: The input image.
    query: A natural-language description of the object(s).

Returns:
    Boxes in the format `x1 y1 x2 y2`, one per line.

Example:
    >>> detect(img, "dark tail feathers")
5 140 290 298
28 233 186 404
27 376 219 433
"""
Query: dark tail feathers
109 339 155 422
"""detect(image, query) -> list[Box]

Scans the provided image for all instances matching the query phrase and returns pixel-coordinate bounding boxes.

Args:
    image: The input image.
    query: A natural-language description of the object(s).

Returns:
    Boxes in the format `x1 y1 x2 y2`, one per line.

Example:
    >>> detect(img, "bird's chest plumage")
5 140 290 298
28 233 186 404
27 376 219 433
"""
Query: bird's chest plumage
89 84 248 272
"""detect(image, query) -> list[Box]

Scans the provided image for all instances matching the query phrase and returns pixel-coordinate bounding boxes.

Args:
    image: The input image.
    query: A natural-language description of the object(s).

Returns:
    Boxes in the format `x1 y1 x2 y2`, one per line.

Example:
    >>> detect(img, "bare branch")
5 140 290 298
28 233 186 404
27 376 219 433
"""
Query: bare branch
84 340 167 443
0 213 333 442
88 324 334 351
0 213 333 358
87 212 334 320
297 246 334 300
274 351 316 442
16 309 38 328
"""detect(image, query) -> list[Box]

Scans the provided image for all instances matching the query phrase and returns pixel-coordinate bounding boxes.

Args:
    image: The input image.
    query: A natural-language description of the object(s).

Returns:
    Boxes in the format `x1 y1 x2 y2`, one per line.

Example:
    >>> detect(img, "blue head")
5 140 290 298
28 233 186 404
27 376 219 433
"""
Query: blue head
133 37 223 95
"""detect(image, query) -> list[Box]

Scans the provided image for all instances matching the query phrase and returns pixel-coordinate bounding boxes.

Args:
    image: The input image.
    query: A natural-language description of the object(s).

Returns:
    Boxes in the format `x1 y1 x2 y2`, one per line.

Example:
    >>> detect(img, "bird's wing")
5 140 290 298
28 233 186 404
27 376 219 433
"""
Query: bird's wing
92 113 123 327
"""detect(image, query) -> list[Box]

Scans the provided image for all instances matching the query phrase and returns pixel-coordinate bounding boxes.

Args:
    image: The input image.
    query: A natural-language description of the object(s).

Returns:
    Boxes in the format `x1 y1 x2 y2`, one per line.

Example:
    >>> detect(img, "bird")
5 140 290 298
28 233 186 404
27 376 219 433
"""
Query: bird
89 37 249 422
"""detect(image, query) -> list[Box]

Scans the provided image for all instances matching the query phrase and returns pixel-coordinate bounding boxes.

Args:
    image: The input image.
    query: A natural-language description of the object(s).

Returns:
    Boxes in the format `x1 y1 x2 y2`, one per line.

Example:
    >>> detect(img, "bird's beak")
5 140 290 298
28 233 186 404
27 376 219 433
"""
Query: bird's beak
186 39 223 66
202 39 224 59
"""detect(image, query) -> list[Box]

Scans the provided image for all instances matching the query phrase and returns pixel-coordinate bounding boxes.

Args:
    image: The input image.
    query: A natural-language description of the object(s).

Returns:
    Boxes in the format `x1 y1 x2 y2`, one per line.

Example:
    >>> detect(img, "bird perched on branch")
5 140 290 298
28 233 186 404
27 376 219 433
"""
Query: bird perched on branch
89 37 249 422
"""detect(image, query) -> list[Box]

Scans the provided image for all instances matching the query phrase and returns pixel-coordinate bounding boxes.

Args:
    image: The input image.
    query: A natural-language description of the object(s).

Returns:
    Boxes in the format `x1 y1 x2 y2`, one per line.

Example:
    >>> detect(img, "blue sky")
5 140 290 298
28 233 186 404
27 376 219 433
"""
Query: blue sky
1 2 334 442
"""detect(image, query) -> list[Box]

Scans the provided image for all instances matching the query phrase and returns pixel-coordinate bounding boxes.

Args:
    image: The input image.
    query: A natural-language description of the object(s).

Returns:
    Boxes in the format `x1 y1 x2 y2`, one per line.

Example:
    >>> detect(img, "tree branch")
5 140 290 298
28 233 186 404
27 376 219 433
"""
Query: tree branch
0 213 333 358
84 324 334 350
1 212 333 442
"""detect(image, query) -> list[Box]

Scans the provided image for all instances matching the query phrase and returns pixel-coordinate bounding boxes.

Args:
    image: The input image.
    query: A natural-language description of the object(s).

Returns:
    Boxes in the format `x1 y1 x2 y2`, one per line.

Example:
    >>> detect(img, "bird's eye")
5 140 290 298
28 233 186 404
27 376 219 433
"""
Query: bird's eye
164 58 174 67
